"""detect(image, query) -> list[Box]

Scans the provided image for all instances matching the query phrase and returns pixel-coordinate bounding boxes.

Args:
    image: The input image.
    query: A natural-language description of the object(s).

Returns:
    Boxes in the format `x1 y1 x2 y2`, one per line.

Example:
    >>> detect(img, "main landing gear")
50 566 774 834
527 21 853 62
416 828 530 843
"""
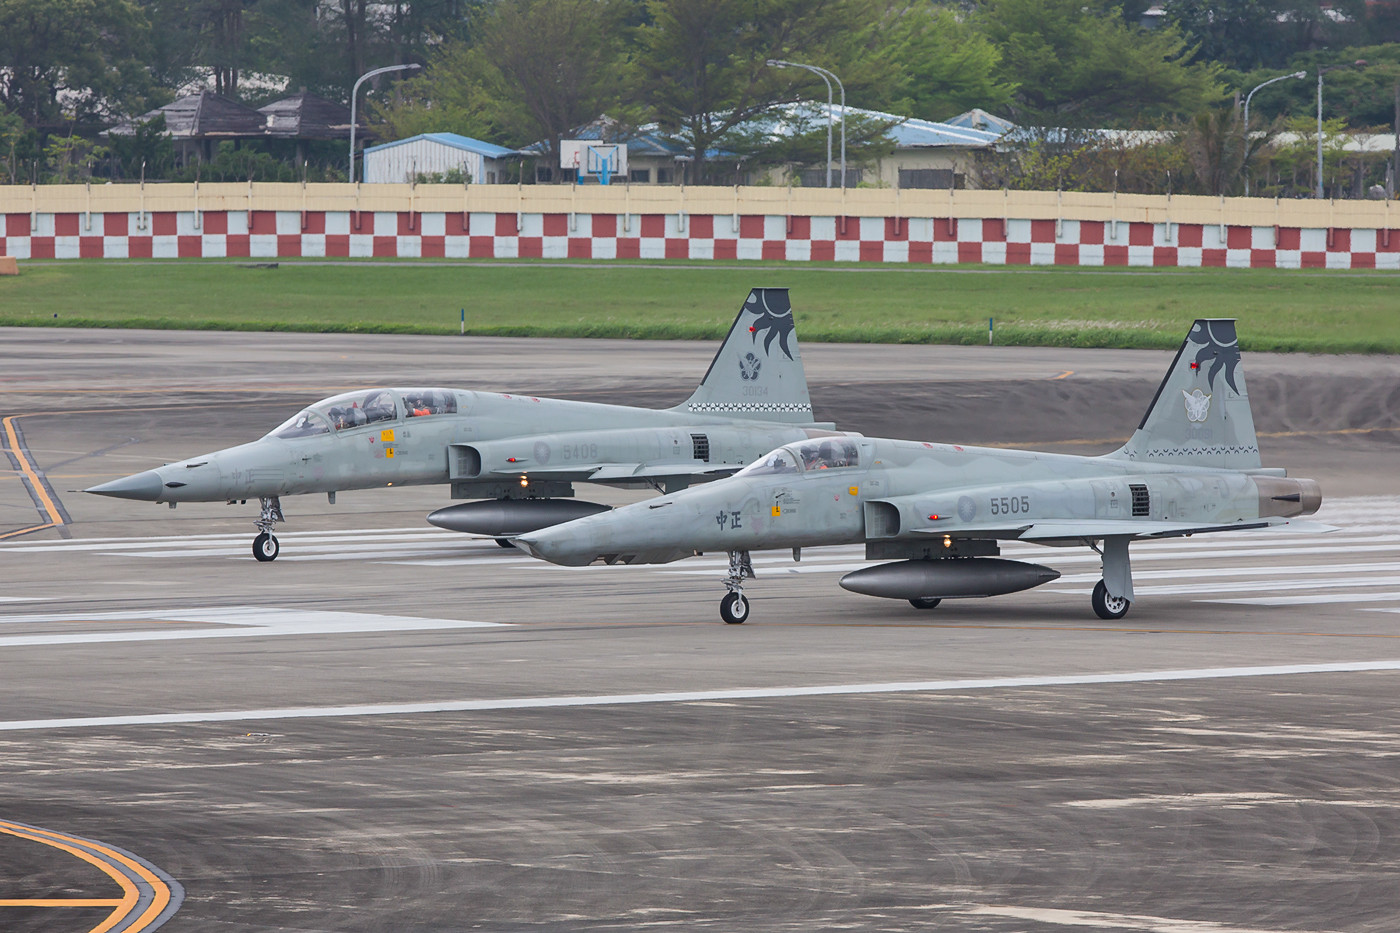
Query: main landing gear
719 550 755 624
1089 536 1133 620
1091 580 1130 620
252 496 285 562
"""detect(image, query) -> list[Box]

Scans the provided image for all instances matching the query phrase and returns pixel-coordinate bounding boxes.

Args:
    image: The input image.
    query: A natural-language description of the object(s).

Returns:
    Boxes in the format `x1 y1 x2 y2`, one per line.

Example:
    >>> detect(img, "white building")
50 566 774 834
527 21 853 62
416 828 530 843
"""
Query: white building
363 133 519 184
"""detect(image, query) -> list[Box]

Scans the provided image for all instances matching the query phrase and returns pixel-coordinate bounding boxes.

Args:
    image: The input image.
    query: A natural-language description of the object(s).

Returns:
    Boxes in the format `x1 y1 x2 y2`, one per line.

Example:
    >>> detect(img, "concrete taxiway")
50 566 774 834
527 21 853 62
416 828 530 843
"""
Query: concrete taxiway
1 326 1399 932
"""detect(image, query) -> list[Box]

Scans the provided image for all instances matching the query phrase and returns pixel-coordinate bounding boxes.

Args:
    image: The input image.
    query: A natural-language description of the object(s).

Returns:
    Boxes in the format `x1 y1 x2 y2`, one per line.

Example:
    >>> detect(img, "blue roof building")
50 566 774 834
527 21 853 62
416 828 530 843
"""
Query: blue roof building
363 132 519 184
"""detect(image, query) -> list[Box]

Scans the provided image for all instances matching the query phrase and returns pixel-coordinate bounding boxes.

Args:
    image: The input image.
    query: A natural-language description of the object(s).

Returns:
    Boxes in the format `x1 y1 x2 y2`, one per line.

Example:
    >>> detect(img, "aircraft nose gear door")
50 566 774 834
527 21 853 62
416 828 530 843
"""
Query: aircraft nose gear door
719 550 756 624
252 496 285 561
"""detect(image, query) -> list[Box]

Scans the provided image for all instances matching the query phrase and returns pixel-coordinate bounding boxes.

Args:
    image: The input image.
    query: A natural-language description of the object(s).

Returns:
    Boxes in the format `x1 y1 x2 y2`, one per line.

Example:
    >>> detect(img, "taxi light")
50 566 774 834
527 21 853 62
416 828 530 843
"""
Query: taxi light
519 476 529 488
942 535 952 548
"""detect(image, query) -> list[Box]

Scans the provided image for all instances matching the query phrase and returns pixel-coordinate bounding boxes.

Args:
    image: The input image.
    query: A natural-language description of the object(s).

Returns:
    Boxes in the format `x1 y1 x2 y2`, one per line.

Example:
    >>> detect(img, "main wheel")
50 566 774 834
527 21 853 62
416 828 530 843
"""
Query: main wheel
495 537 515 549
908 597 942 610
1091 580 1130 620
253 532 280 562
719 592 750 625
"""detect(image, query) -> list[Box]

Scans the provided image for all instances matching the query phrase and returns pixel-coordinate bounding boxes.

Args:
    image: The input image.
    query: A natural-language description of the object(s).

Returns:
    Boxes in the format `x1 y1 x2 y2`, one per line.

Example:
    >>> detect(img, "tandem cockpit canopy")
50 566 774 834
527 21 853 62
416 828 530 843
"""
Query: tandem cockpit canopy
268 388 460 439
736 438 861 477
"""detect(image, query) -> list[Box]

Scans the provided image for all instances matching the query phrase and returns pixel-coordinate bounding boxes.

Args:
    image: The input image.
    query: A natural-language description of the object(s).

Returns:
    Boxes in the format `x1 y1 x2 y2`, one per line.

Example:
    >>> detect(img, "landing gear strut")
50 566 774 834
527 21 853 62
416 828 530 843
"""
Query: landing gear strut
1090 536 1133 620
719 549 754 624
252 496 284 562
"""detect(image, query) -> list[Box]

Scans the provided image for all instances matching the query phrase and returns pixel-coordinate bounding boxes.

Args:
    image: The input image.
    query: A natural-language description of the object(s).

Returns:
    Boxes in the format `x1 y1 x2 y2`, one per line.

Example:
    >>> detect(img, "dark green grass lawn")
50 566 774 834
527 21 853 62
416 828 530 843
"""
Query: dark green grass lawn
3 259 1397 352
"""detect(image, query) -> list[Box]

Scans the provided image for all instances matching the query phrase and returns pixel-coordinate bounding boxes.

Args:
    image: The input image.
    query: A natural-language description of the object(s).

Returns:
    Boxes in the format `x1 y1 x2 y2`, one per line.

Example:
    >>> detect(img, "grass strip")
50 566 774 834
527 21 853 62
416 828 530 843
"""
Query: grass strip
2 260 1397 353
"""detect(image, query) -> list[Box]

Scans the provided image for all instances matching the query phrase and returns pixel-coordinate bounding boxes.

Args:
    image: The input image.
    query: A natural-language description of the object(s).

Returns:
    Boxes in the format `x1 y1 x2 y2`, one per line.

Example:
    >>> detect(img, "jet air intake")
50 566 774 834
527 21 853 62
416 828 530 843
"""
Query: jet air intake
839 558 1061 601
427 499 611 537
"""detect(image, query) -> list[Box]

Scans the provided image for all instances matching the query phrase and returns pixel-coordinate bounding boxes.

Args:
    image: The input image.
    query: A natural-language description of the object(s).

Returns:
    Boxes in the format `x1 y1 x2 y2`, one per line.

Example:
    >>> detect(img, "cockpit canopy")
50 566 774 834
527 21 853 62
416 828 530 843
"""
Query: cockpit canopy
269 388 460 439
736 437 861 478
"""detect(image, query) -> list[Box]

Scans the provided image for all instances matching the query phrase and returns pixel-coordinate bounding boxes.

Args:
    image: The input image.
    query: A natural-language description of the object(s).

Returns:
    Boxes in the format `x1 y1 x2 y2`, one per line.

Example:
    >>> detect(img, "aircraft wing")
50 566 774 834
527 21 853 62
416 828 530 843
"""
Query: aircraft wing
495 462 741 484
587 463 742 482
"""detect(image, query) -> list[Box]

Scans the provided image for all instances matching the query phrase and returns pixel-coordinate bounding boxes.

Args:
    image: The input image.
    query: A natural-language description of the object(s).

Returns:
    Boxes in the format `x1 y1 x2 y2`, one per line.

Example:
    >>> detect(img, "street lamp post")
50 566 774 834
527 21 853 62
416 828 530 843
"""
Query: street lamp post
1315 60 1366 199
766 59 846 189
349 63 422 182
1242 70 1305 196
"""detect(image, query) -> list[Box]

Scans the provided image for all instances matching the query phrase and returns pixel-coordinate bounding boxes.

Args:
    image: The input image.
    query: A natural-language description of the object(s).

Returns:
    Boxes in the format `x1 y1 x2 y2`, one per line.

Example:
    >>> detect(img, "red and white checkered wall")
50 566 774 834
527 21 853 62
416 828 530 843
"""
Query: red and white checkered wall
5 211 1399 268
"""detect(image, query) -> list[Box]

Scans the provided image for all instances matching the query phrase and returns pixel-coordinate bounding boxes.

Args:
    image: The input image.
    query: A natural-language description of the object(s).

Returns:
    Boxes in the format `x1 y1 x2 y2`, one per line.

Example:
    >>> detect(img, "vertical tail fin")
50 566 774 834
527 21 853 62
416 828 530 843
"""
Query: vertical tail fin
673 288 816 424
1107 319 1261 469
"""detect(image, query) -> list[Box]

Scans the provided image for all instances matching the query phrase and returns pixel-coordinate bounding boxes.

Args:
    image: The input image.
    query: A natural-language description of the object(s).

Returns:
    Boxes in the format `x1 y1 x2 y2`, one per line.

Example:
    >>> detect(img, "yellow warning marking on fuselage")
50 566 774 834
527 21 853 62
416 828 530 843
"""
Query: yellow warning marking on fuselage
0 818 175 933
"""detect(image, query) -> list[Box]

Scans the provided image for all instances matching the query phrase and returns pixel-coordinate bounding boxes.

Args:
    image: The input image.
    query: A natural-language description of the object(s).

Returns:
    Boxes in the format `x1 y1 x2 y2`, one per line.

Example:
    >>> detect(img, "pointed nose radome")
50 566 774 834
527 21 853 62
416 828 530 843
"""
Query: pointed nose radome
509 528 596 566
85 470 164 501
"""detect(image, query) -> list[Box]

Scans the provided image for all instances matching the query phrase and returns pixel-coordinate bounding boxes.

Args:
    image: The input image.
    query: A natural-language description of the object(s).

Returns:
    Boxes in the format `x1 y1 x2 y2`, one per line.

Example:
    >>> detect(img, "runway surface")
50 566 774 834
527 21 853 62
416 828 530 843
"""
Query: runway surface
1 326 1399 932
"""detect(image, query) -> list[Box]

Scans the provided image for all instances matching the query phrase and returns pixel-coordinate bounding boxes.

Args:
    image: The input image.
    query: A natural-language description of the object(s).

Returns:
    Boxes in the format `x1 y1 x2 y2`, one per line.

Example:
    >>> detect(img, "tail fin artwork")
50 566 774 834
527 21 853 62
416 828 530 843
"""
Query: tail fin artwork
1108 318 1262 470
673 288 817 424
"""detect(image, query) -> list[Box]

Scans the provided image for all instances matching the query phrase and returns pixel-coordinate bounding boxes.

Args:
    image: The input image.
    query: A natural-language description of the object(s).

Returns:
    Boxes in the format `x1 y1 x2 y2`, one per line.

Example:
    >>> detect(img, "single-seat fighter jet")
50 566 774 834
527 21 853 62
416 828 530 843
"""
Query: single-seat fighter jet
86 288 842 560
513 319 1323 623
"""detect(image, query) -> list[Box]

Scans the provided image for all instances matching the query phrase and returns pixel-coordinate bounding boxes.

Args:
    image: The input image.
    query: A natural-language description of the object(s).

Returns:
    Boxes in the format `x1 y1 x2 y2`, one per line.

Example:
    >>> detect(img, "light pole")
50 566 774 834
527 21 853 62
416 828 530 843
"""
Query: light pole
767 59 846 189
1315 60 1366 198
349 63 421 182
1242 70 1305 196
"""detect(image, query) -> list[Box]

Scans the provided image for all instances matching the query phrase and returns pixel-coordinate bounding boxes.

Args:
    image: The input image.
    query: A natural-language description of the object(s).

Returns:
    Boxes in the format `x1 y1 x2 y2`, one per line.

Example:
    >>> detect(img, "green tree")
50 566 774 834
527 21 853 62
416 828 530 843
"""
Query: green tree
0 0 154 132
42 134 110 182
367 40 495 140
105 114 176 180
978 0 1225 125
469 0 632 154
1182 105 1247 194
633 0 880 182
0 110 30 183
868 1 1016 121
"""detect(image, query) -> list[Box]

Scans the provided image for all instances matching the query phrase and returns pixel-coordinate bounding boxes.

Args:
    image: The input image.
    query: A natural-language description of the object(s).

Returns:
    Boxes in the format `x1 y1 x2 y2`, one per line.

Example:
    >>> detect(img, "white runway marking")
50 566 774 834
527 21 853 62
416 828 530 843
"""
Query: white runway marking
1205 592 1400 607
960 904 1310 933
1058 575 1400 597
0 607 507 647
3 659 1398 732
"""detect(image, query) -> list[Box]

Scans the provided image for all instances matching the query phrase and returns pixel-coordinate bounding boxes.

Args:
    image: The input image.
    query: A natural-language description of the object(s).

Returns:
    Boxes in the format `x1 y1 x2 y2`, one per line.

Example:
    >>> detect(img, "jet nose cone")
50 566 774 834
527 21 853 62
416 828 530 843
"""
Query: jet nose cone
85 470 164 501
509 528 594 566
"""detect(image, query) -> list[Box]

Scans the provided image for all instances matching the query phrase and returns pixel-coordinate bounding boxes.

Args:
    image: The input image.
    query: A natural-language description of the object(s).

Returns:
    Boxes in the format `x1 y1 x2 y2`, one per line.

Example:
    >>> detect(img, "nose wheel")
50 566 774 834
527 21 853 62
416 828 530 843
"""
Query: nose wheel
718 550 755 624
253 532 280 562
251 496 285 562
719 592 750 624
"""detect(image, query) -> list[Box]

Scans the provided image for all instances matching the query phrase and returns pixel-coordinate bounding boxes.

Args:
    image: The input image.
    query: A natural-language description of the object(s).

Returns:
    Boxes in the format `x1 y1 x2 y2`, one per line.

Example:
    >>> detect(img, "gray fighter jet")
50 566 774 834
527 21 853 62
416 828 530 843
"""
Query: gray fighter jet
513 319 1323 623
86 288 841 560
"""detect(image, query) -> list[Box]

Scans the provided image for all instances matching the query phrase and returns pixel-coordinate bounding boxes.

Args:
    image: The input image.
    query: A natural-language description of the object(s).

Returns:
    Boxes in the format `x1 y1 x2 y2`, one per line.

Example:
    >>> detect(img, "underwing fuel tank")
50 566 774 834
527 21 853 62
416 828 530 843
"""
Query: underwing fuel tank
426 499 612 537
839 558 1061 601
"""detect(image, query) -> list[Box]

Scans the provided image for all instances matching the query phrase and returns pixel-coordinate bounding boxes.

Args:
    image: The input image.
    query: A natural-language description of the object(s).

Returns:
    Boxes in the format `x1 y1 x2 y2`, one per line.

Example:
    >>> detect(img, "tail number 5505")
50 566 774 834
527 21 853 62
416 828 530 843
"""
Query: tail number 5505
989 495 1031 515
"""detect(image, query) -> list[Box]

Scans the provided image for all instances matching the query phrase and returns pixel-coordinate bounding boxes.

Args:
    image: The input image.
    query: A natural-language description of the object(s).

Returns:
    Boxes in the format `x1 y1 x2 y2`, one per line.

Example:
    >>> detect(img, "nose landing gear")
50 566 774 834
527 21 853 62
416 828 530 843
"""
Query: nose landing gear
719 550 755 624
252 496 285 562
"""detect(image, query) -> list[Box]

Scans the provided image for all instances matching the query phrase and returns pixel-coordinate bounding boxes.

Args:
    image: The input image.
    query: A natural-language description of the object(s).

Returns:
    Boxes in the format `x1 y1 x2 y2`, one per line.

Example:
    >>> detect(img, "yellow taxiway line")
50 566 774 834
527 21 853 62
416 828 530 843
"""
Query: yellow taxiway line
0 819 177 933
1 414 64 532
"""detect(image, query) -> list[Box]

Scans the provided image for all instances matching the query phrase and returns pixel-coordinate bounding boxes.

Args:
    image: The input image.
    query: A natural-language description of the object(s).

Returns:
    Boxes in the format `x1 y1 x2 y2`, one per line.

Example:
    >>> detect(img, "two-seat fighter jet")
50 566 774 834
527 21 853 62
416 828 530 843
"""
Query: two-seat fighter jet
513 320 1323 623
86 288 842 560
